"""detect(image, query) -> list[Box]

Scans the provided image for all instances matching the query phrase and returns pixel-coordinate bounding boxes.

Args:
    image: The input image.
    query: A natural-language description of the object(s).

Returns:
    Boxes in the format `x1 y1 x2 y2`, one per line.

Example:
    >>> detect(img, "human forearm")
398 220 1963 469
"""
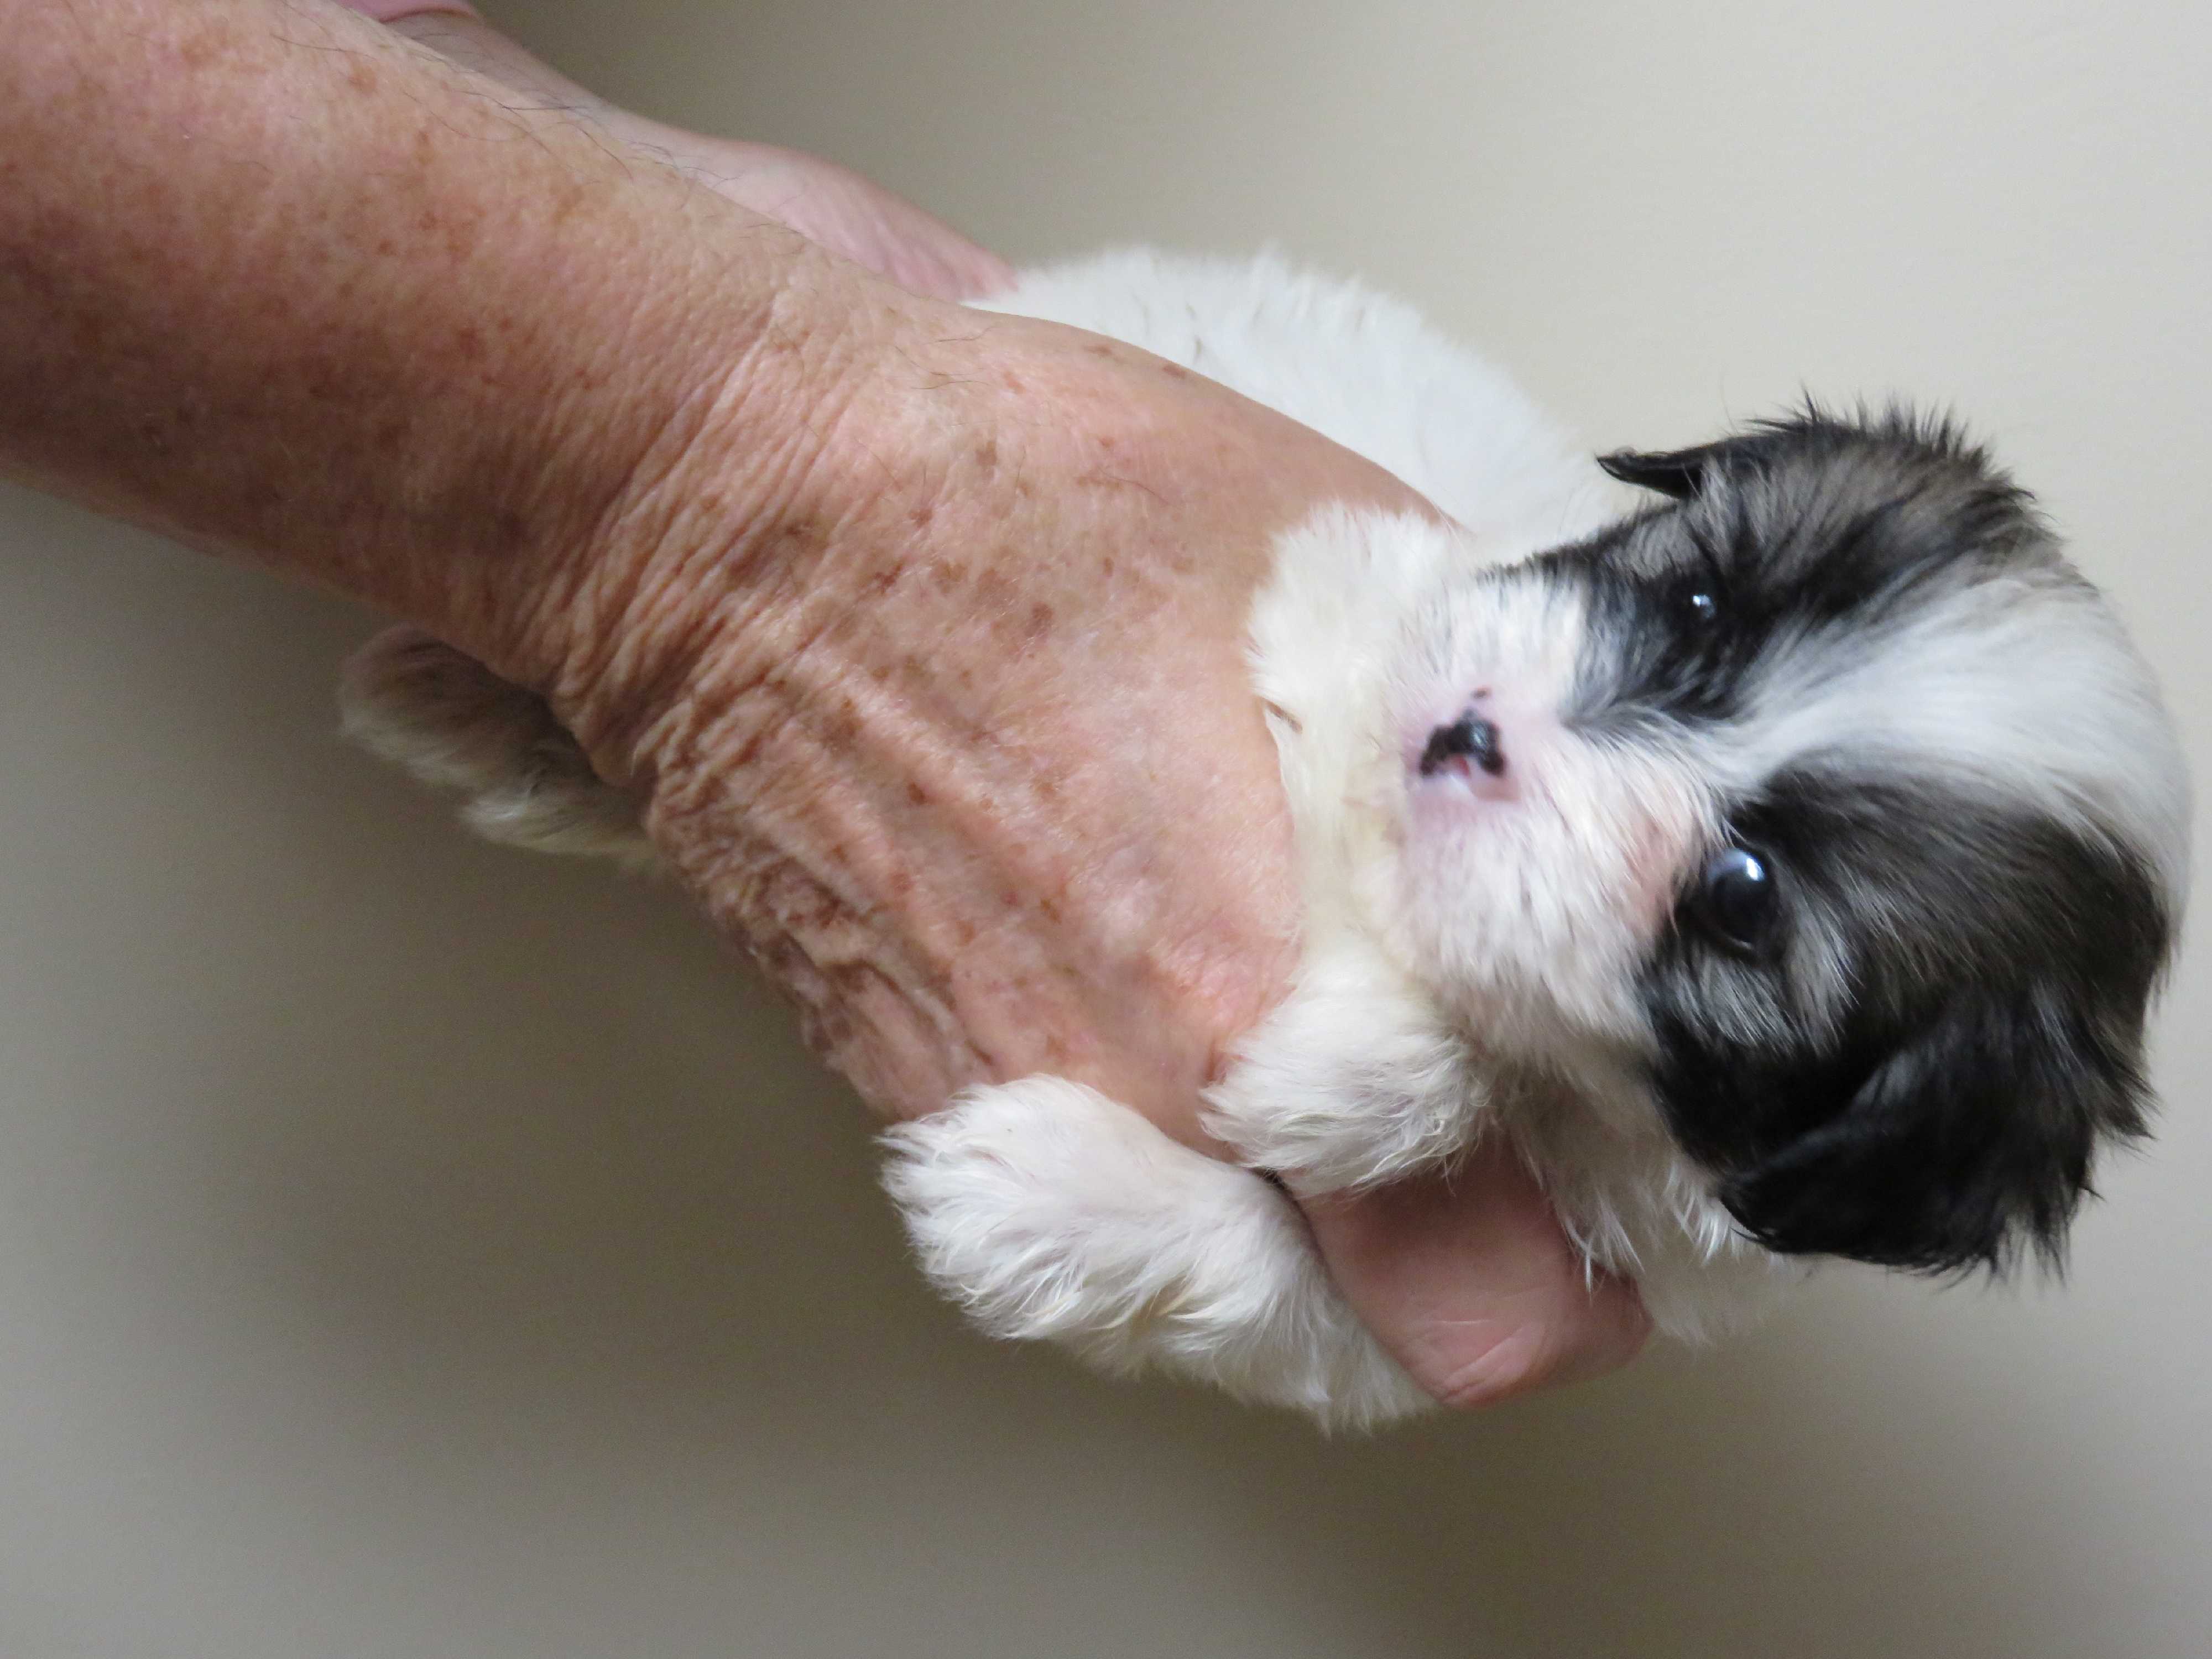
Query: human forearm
0 0 875 693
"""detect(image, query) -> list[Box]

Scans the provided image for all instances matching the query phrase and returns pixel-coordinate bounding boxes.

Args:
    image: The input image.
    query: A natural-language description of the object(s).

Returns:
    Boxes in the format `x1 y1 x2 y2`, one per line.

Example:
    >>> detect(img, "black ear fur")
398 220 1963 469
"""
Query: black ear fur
1597 445 1719 500
1598 431 1797 499
1601 406 1991 501
1718 989 2150 1274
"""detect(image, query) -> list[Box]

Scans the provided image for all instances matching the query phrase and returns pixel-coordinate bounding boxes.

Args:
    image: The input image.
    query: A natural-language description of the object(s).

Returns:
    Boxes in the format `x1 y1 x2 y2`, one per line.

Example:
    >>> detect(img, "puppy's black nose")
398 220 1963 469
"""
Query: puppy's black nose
1419 711 1505 778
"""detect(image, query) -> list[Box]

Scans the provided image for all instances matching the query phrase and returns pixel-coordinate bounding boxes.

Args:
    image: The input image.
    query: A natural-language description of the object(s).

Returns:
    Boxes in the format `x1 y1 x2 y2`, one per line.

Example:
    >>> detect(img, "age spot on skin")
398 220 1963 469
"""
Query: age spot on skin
817 697 860 747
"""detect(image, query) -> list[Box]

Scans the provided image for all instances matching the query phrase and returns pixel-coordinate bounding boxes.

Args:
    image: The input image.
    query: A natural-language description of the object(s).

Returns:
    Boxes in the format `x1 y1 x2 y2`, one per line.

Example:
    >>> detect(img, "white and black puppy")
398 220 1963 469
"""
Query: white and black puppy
343 252 2191 1430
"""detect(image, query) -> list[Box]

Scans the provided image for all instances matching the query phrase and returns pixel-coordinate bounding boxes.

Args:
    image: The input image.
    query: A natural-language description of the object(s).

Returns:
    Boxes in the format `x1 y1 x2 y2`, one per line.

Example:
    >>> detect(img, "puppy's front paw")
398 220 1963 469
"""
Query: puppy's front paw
1204 943 1486 1194
883 1078 1432 1430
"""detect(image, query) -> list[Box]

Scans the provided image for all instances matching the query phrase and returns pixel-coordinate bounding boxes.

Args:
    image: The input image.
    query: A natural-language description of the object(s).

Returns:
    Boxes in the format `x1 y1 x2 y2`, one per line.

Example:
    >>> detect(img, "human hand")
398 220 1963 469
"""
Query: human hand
348 2 1653 1410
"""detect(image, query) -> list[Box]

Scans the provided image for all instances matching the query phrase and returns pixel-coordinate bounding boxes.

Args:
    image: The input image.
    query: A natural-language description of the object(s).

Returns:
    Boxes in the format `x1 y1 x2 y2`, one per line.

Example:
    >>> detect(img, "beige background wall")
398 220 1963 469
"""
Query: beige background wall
3 1 2206 1654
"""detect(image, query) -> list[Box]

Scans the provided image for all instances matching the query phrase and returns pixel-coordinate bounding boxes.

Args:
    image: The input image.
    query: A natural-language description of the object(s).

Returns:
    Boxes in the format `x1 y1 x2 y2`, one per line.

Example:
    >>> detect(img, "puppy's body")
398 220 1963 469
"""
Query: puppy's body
345 252 2190 1430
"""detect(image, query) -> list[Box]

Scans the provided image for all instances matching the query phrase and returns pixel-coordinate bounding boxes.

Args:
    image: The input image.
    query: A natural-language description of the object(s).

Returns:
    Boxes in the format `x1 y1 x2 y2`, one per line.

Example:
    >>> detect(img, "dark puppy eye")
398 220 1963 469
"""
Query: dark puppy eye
1674 535 1730 631
1692 846 1780 953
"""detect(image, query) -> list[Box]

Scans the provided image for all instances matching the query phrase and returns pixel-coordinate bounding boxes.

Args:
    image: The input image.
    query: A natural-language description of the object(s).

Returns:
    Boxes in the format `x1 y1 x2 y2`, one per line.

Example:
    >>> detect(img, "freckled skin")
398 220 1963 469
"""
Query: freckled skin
608 300 1490 1134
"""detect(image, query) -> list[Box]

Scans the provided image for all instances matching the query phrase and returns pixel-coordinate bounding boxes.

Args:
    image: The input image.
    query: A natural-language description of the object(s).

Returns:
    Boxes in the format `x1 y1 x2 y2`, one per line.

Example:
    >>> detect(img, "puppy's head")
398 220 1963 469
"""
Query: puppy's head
1390 409 2188 1274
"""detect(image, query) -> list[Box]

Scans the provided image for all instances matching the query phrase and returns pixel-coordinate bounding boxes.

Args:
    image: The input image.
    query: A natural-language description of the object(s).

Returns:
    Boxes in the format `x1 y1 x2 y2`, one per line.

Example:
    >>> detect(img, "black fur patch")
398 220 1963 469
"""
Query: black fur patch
1646 774 2164 1272
1564 408 2060 734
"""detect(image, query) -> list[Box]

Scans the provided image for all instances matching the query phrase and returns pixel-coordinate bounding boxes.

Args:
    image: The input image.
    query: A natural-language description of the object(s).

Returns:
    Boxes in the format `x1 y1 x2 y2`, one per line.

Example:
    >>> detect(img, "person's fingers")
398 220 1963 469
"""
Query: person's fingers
340 1 479 20
377 9 1010 301
629 143 1015 300
1301 1141 1652 1410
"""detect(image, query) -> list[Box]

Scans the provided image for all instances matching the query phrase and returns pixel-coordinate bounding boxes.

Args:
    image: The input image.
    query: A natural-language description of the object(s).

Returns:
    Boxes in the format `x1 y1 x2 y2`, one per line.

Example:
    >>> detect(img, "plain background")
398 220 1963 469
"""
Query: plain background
2 1 2206 1654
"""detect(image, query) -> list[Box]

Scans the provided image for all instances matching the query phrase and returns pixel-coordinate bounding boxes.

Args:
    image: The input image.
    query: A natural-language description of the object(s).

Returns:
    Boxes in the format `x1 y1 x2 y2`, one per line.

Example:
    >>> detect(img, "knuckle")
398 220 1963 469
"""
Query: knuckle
1426 1322 1564 1412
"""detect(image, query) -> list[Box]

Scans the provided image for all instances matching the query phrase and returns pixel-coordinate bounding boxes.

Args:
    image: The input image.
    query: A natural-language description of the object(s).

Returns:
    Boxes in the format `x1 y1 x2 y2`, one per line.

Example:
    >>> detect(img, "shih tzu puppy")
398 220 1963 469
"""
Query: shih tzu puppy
342 251 2190 1430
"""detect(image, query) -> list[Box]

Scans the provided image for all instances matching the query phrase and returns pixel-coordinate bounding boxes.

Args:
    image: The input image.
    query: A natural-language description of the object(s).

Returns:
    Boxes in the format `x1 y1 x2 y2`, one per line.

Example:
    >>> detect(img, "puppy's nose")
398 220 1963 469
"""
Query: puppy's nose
1418 711 1505 778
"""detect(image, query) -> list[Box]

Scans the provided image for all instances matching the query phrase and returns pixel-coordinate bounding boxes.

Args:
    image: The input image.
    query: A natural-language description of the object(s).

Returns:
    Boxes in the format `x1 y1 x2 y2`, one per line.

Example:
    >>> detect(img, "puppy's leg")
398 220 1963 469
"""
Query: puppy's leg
1205 938 1485 1193
883 1077 1432 1430
338 625 659 869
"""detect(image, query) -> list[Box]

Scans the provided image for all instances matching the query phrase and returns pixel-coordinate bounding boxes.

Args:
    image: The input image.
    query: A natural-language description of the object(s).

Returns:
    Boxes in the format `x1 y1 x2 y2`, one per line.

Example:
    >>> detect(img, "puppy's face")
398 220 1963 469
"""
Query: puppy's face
1384 412 2188 1273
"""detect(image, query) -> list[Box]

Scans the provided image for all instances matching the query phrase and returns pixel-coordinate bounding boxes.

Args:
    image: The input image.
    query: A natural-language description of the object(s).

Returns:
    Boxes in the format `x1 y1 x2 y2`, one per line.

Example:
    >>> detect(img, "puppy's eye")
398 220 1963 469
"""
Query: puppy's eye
1692 846 1779 953
1672 538 1730 632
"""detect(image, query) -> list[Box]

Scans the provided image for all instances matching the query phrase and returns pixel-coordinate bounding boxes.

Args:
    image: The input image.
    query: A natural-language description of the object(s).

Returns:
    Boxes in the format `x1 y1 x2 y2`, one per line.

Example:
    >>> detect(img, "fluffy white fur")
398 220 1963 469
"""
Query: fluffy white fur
340 625 658 870
879 1074 1433 1424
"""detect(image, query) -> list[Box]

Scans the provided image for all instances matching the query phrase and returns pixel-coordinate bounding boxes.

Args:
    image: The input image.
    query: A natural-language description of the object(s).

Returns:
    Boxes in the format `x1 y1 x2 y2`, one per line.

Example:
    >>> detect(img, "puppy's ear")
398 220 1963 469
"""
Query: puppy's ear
1718 990 2150 1274
1598 434 1782 500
